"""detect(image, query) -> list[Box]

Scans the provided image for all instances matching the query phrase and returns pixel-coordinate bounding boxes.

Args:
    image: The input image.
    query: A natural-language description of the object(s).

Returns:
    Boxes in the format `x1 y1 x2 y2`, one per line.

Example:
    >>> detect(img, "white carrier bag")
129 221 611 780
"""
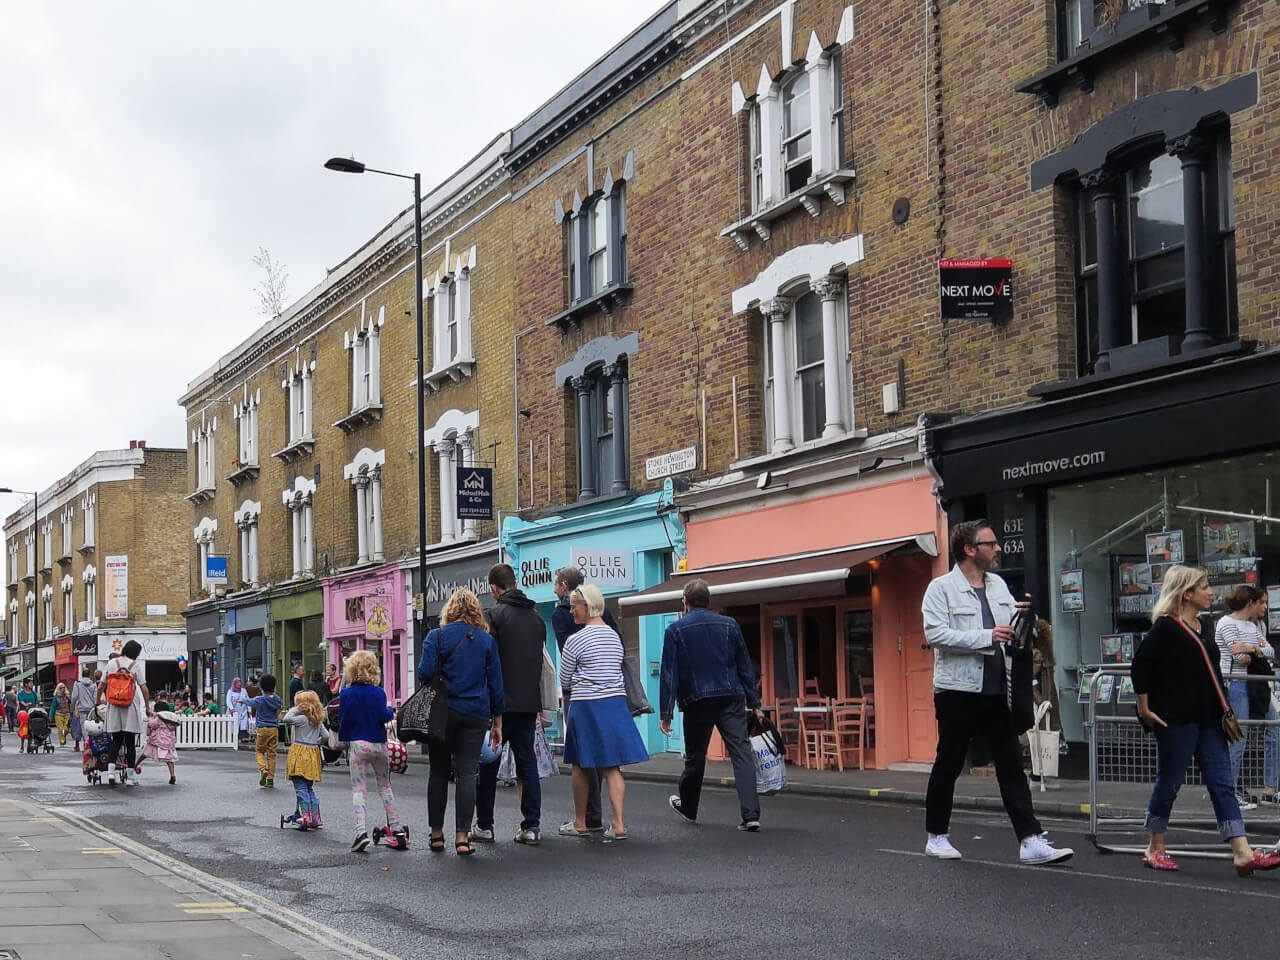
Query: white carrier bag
1028 700 1060 779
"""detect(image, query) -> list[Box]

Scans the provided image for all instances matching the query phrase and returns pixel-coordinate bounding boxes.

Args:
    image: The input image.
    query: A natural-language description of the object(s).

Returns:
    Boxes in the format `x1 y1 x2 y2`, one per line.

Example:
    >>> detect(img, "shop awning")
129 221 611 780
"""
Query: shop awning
618 534 937 617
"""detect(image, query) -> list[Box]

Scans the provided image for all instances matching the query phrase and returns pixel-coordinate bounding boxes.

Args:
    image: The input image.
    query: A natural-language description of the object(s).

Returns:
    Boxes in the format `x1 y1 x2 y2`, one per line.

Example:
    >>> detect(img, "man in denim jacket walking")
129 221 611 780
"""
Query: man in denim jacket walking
660 578 763 831
921 519 1071 865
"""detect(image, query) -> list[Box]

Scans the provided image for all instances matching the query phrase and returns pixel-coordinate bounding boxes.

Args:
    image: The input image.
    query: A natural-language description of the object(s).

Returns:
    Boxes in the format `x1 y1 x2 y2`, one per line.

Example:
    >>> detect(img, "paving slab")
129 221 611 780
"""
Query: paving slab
3 944 173 960
0 923 101 943
0 905 111 926
91 918 256 941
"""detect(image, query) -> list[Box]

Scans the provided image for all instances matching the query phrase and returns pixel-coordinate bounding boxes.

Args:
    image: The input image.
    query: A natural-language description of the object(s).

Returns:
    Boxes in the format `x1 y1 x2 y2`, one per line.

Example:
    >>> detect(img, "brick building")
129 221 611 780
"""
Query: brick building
3 443 189 697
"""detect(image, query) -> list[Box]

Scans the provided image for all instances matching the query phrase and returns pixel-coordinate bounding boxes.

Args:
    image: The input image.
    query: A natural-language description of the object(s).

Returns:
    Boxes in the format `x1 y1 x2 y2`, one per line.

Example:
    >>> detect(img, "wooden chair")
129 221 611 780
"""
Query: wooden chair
817 698 865 771
798 697 832 769
803 677 823 698
859 675 876 747
774 698 804 766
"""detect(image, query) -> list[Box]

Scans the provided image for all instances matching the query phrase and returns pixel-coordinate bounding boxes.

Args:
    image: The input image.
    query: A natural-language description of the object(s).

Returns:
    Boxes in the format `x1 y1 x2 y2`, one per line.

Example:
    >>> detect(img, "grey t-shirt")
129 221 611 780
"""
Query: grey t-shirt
974 587 1006 696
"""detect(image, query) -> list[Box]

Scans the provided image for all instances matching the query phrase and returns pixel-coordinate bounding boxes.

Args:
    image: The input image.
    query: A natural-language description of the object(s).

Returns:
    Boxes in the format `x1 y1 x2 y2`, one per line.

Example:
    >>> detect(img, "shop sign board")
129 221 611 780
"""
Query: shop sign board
939 258 1013 323
569 545 635 590
70 635 97 657
37 644 54 665
104 555 129 619
97 632 188 660
205 555 229 585
146 604 168 616
456 467 493 520
54 638 73 663
517 554 556 591
645 446 697 481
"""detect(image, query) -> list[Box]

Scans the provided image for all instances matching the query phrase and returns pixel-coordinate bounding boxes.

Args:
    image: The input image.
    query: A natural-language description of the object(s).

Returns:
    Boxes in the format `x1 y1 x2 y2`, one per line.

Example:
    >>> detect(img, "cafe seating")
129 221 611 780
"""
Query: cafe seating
773 698 804 766
816 698 865 771
798 697 833 769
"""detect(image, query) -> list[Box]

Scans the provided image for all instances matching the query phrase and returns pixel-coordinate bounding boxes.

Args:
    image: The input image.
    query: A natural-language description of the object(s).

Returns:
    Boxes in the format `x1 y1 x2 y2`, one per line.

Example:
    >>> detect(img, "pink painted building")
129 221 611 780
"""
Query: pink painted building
322 564 410 704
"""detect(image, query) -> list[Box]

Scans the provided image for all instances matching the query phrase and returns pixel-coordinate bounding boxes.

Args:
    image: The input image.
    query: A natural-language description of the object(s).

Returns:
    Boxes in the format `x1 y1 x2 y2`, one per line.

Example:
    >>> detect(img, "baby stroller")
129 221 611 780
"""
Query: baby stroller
82 706 113 784
321 698 344 766
27 707 55 754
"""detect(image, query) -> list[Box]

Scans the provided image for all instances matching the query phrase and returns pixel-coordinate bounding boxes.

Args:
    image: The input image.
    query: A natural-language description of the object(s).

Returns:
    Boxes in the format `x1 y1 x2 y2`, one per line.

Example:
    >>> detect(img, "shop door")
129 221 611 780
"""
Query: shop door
899 561 936 763
655 613 682 752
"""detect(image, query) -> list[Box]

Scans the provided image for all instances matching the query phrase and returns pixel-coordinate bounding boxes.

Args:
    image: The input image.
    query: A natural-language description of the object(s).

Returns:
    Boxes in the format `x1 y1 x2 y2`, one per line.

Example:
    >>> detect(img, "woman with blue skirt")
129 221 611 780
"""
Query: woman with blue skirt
559 584 648 840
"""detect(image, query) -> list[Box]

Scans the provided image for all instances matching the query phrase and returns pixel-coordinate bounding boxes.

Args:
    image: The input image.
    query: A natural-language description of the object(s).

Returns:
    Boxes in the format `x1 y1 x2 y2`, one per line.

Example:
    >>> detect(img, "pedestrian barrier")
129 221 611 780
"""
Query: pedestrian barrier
175 715 238 750
1087 666 1280 859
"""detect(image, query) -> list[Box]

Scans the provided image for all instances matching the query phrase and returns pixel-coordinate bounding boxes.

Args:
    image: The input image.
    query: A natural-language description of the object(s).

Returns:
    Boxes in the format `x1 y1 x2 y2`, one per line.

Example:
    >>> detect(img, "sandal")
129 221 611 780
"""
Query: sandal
455 840 475 856
1141 851 1178 871
428 834 446 853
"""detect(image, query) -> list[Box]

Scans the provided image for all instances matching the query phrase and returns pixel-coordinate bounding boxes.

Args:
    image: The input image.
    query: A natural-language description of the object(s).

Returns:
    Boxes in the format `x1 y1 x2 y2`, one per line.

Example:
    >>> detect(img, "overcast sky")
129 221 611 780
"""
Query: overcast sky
0 0 661 534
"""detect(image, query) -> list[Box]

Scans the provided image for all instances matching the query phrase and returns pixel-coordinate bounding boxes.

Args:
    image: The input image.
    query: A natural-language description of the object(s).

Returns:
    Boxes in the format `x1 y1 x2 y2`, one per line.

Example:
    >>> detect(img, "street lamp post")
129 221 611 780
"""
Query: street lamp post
0 487 39 692
325 157 428 659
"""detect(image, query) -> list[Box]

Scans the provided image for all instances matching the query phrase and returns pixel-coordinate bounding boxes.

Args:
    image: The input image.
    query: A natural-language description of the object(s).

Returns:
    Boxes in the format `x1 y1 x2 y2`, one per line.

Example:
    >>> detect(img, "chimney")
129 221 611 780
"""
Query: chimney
129 440 137 449
138 440 147 449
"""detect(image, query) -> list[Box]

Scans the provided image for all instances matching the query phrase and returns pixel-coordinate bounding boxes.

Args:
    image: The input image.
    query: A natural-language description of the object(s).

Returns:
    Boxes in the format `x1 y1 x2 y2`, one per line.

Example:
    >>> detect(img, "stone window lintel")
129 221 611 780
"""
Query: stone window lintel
721 169 856 251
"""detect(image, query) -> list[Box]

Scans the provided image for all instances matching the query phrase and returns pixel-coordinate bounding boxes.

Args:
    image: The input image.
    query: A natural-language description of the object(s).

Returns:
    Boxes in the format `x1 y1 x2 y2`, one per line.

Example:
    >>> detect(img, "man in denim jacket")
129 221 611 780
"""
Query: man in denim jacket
660 578 762 831
920 519 1071 865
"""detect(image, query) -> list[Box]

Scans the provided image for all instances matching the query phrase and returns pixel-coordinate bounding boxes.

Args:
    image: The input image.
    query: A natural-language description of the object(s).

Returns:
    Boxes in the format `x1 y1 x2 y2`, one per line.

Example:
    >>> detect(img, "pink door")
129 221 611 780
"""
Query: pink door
899 556 936 763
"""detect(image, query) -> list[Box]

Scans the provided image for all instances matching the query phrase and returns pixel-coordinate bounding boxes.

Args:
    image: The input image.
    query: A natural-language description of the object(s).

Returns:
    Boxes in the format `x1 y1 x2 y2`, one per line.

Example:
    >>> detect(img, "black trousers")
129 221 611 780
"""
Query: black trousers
925 691 1041 840
475 711 542 831
109 731 138 770
427 710 488 833
678 696 760 822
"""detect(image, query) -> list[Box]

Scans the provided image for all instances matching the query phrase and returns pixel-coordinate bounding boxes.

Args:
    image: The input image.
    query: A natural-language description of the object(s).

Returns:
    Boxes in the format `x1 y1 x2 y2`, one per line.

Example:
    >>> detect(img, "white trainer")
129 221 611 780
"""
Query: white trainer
925 834 963 860
1019 833 1074 865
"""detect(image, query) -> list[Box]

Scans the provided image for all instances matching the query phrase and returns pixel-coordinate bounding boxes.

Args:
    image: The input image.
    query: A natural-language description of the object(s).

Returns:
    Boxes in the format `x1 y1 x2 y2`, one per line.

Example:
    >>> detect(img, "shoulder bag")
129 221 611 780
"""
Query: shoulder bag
539 645 559 712
1246 649 1275 720
1175 617 1243 743
622 647 654 718
396 628 474 744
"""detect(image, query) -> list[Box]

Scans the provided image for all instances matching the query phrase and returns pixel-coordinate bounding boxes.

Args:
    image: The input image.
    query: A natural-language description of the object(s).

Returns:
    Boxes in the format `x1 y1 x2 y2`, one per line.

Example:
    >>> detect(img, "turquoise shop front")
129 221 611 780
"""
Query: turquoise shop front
500 481 686 756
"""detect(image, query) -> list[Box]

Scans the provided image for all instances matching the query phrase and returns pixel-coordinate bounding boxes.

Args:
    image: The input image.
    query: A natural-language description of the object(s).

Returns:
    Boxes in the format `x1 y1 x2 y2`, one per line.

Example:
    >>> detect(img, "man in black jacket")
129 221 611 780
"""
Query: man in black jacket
473 562 547 844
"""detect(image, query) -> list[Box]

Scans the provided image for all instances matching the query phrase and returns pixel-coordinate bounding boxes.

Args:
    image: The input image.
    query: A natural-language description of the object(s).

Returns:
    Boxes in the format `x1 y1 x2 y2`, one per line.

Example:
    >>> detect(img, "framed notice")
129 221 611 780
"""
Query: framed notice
1145 530 1184 565
938 258 1013 323
1060 569 1085 613
1267 585 1280 634
1094 674 1116 704
1117 677 1137 704
1077 673 1096 704
104 555 128 620
1100 634 1131 664
1203 521 1256 560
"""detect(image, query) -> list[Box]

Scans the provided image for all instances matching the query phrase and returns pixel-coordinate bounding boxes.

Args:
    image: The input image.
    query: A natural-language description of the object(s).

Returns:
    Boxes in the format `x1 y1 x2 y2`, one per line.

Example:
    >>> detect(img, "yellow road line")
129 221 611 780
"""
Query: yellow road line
176 901 238 908
27 817 61 823
183 907 249 915
81 847 124 854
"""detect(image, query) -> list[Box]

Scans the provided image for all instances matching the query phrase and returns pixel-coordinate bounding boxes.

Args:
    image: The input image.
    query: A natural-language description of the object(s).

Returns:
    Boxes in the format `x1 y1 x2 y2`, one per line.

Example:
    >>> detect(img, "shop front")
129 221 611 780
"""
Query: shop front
269 587 322 699
54 636 76 689
96 629 188 695
323 564 409 705
218 600 269 695
70 635 96 680
501 482 686 755
185 608 220 700
625 464 946 768
926 347 1280 764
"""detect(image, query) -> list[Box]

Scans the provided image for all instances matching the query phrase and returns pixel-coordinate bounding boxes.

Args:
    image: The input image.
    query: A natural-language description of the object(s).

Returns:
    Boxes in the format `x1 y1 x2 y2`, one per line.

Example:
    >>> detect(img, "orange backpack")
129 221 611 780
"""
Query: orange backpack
105 661 136 708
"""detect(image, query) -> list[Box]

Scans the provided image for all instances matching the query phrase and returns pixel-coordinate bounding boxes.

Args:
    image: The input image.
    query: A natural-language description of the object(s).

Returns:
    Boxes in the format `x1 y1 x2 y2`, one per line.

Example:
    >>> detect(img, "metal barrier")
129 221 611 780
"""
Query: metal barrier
175 715 238 750
1087 666 1280 859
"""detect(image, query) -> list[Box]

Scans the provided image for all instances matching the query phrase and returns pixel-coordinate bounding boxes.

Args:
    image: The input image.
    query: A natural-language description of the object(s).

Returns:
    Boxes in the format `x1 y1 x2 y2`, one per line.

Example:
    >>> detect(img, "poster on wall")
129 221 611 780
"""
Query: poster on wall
1203 521 1256 560
1117 560 1155 617
104 555 128 619
1145 530 1184 565
1268 585 1280 634
1060 569 1085 613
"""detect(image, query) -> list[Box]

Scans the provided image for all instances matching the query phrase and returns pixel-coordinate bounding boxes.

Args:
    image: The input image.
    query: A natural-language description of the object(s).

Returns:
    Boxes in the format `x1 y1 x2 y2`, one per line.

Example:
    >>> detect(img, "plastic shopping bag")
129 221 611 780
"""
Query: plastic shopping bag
533 720 558 779
752 729 787 795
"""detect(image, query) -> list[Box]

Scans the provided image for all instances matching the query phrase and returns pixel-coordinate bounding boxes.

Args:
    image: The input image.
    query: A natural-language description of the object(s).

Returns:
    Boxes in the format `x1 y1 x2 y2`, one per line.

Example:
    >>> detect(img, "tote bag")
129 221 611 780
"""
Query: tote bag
540 646 559 712
622 652 654 717
396 628 475 743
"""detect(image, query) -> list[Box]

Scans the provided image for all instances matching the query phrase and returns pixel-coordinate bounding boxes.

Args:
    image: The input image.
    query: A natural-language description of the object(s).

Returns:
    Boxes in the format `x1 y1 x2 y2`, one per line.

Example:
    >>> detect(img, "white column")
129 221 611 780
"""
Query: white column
370 329 382 404
370 468 385 561
199 541 208 589
437 437 457 544
811 275 846 438
248 523 259 586
303 500 315 573
763 297 794 453
806 43 834 176
285 380 296 441
355 478 370 564
352 343 362 410
240 525 249 584
302 371 313 437
290 504 302 578
756 67 782 204
459 432 477 540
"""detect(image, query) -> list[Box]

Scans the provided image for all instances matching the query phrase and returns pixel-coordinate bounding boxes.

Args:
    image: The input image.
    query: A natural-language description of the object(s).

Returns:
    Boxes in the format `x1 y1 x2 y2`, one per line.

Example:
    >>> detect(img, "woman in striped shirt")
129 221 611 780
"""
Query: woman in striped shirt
1214 585 1279 806
558 584 648 840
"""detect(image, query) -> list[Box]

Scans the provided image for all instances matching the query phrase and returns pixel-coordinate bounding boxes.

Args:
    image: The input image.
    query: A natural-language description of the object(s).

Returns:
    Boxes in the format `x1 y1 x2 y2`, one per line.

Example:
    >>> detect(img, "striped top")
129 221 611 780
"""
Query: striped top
1214 615 1274 679
559 623 626 702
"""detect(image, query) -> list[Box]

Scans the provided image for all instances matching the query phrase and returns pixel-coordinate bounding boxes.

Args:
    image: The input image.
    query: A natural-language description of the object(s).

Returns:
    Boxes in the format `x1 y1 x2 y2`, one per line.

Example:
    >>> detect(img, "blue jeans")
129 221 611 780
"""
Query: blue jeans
474 711 541 831
1228 681 1279 791
1146 721 1245 839
291 776 317 805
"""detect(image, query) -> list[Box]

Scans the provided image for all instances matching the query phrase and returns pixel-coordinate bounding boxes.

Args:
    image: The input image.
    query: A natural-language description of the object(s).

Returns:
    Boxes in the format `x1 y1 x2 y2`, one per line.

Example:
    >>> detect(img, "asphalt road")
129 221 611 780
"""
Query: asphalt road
2 743 1278 959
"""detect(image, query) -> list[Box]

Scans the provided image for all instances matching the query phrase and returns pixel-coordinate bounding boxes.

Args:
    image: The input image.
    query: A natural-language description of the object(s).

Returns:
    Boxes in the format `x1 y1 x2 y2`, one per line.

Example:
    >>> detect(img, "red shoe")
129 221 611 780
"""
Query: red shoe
1236 850 1280 877
1141 851 1179 871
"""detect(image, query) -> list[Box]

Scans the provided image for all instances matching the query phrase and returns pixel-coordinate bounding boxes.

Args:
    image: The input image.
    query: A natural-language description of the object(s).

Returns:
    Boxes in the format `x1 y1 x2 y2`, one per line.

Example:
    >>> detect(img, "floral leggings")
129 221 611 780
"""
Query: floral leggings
348 740 401 835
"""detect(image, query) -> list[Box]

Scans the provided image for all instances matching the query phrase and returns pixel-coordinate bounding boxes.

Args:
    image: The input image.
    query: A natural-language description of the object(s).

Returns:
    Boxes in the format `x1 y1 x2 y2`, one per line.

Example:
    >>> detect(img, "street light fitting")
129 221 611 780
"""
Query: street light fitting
324 156 366 174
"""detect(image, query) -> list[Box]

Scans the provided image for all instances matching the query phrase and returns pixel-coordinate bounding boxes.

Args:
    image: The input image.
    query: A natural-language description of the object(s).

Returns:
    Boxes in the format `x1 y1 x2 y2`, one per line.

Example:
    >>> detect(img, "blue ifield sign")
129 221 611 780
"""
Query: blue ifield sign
205 555 229 584
456 467 493 520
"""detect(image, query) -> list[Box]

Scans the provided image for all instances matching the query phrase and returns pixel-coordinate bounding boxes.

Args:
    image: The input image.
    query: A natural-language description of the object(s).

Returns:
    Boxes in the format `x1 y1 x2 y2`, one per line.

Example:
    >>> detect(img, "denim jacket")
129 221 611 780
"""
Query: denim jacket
659 607 760 720
921 565 1017 693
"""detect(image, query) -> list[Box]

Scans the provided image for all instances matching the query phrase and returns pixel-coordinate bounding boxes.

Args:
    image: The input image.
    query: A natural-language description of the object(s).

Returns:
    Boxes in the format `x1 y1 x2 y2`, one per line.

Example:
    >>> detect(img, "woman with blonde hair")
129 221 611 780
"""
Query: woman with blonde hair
280 689 328 829
1132 564 1280 876
338 650 406 853
417 587 504 855
49 682 72 746
559 584 648 840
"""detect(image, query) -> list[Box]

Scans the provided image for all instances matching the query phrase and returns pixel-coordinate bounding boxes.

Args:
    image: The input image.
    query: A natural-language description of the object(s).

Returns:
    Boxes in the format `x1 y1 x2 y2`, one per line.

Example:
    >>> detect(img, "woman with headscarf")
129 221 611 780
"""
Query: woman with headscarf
101 639 150 787
227 677 251 743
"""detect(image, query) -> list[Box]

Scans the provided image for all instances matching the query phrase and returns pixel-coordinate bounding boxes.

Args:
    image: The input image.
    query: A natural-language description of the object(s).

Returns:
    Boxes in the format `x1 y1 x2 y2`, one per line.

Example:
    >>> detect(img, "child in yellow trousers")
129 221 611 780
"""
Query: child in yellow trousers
245 674 283 787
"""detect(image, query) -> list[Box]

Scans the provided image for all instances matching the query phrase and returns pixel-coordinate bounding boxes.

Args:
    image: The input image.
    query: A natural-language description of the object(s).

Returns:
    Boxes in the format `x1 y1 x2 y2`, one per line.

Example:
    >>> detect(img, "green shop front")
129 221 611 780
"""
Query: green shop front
500 480 686 756
269 584 324 691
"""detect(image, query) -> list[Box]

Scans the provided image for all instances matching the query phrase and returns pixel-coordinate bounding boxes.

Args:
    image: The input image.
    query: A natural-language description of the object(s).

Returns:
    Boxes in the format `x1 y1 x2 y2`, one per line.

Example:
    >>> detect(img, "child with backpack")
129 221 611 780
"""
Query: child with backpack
245 674 283 788
103 640 148 786
280 690 327 828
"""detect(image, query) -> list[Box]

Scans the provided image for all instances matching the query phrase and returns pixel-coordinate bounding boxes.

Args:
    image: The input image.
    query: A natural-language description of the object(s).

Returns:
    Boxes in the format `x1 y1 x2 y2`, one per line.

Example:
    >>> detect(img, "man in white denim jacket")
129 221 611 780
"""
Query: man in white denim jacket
920 519 1072 866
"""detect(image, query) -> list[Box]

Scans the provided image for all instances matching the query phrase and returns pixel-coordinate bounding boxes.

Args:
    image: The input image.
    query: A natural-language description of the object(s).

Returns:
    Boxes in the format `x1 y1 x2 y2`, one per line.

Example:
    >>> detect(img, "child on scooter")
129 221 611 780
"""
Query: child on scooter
280 690 326 829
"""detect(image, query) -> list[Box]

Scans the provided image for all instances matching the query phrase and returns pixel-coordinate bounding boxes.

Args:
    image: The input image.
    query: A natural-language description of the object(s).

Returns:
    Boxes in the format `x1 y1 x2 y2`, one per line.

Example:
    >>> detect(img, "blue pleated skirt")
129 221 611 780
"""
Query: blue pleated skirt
563 695 649 769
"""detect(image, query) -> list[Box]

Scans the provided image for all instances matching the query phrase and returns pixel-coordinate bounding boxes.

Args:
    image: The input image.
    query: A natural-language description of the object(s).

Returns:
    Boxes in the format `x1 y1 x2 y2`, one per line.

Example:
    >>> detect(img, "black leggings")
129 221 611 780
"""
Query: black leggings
109 731 137 769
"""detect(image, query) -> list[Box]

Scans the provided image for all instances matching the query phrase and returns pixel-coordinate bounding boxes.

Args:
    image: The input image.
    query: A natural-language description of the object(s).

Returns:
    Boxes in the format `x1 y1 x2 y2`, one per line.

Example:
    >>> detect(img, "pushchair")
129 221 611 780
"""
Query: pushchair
82 706 113 784
26 707 55 754
321 698 344 766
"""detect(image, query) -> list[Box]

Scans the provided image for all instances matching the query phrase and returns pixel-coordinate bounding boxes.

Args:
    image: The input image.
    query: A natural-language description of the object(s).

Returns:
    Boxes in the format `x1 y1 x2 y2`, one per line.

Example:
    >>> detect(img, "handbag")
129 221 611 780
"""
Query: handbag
622 651 654 718
1246 651 1275 720
1174 616 1243 743
540 645 559 712
396 628 474 744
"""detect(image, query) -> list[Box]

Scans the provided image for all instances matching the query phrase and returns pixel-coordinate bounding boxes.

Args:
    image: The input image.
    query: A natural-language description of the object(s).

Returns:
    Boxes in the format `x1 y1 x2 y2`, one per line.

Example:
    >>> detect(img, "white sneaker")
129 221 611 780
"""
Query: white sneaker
1236 793 1259 811
925 834 962 860
469 826 495 843
1019 833 1073 865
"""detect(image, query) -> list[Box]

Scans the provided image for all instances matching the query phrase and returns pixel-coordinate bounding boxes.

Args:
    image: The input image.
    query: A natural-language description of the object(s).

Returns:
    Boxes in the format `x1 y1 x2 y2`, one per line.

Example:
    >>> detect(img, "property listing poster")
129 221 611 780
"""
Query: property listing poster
104 555 128 619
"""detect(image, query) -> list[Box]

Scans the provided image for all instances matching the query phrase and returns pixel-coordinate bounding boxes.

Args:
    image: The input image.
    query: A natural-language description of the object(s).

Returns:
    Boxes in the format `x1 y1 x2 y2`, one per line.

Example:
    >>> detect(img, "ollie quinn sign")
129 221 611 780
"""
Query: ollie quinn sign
569 546 634 589
938 258 1013 323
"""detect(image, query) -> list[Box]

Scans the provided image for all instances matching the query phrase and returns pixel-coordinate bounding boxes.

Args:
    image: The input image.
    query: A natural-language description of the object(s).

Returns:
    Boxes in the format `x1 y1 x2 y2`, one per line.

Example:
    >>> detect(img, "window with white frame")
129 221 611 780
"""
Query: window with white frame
233 387 260 467
568 182 627 304
748 39 845 210
42 584 52 640
60 505 73 559
8 542 18 584
81 491 96 548
281 350 315 444
759 277 852 453
61 575 73 635
281 478 316 578
343 449 385 564
8 598 18 644
40 520 51 571
25 593 34 642
194 517 218 591
555 334 637 501
430 261 473 373
425 412 479 545
24 529 34 578
192 415 217 490
347 304 384 410
82 565 97 626
233 501 261 587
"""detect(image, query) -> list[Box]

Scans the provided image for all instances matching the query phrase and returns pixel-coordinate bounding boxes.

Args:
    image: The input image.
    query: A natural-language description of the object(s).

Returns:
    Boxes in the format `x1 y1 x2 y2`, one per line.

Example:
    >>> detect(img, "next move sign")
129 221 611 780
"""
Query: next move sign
939 258 1013 323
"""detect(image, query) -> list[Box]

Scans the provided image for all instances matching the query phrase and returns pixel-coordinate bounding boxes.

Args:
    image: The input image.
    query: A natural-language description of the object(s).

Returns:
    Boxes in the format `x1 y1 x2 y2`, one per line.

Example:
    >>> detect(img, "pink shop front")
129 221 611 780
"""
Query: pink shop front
322 565 411 705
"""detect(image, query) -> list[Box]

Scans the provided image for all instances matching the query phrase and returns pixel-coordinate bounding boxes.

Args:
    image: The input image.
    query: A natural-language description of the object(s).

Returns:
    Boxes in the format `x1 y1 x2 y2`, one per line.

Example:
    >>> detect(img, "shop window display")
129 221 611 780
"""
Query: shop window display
1047 450 1280 740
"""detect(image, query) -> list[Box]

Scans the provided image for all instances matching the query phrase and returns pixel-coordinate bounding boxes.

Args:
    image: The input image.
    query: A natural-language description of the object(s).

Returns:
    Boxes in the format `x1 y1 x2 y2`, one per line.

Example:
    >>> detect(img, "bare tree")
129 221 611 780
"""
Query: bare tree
252 247 290 318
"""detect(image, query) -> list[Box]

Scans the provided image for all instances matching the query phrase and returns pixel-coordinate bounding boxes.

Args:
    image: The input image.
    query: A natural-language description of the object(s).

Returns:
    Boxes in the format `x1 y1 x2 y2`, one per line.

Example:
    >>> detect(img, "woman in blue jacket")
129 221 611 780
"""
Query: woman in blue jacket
418 588 504 855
